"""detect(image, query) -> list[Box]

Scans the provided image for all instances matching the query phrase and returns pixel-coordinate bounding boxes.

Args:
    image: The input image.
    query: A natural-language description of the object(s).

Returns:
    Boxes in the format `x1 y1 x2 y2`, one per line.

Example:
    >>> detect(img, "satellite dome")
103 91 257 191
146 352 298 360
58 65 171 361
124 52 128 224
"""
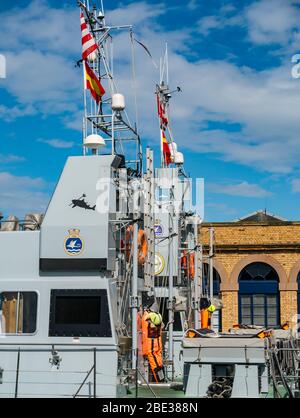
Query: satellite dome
84 134 106 149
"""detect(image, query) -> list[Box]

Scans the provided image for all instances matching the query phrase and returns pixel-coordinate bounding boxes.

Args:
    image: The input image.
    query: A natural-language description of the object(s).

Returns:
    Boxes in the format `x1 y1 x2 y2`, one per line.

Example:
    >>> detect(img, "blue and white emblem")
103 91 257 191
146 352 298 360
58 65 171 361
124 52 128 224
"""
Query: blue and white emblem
154 224 163 237
64 229 84 256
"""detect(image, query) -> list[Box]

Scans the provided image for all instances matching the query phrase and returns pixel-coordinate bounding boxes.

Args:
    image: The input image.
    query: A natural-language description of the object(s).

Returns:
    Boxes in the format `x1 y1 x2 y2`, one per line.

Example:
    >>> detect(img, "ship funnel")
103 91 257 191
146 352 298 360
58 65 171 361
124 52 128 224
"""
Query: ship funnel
84 134 106 154
112 94 125 111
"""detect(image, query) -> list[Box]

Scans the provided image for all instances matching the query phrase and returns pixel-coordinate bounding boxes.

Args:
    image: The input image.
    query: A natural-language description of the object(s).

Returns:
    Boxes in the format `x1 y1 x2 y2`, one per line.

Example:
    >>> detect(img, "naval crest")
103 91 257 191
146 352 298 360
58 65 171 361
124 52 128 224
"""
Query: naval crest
64 229 84 256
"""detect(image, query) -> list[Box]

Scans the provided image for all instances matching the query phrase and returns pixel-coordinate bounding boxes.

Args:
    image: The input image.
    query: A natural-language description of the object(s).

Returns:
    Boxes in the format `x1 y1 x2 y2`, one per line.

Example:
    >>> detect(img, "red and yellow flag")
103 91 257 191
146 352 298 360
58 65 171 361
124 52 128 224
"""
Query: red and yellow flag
161 130 172 166
85 61 105 104
157 94 168 129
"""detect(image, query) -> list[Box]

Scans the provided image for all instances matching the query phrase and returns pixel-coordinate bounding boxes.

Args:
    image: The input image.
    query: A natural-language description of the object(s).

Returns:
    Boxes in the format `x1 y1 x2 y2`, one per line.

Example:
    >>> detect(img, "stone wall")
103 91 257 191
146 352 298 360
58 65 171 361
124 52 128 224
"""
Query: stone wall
200 222 300 331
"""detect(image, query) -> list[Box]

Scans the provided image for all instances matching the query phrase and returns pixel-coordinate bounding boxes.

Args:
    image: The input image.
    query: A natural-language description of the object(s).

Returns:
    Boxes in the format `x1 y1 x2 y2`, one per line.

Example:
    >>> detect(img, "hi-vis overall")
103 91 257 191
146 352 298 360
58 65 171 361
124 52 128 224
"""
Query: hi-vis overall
141 312 164 383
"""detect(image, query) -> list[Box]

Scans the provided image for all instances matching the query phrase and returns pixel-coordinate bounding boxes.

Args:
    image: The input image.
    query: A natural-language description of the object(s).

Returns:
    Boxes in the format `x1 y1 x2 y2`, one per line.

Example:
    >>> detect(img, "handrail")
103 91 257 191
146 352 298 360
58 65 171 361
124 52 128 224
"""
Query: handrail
136 369 157 398
0 342 118 347
0 345 120 398
73 364 94 398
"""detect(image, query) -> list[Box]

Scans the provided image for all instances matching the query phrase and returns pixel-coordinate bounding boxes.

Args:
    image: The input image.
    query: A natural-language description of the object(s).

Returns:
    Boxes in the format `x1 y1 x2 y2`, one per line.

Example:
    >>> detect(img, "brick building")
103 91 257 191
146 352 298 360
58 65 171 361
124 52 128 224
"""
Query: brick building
201 211 300 331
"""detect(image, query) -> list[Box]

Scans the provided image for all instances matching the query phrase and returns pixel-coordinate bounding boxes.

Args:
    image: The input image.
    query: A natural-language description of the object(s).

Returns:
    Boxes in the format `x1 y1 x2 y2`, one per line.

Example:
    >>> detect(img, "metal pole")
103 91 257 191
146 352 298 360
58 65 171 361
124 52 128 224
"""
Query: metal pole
135 348 138 398
14 348 20 398
209 228 214 301
93 347 96 398
111 111 115 155
16 293 20 334
194 217 200 329
209 228 214 326
82 60 88 148
168 191 174 378
132 222 138 369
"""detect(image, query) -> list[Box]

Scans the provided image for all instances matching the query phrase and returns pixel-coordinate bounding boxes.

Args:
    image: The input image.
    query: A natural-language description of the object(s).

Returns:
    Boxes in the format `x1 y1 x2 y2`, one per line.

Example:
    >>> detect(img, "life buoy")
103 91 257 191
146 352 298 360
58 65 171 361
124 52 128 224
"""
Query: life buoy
181 250 188 270
189 252 195 279
181 250 195 279
125 225 148 265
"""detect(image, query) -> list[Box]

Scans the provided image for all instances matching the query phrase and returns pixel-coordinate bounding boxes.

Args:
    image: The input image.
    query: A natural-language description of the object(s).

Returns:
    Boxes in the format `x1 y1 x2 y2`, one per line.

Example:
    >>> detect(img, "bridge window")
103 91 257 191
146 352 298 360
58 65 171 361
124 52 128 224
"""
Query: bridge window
238 262 280 328
49 289 112 337
0 292 38 334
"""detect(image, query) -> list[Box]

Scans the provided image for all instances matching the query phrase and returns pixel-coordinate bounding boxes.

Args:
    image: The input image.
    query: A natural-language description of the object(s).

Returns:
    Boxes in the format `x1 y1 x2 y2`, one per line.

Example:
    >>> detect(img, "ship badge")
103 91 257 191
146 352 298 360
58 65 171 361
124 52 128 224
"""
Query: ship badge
64 229 84 256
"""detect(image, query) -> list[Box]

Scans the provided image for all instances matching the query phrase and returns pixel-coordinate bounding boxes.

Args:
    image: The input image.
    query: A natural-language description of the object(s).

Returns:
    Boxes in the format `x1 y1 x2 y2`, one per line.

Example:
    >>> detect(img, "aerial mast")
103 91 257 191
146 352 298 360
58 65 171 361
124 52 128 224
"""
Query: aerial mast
78 0 142 176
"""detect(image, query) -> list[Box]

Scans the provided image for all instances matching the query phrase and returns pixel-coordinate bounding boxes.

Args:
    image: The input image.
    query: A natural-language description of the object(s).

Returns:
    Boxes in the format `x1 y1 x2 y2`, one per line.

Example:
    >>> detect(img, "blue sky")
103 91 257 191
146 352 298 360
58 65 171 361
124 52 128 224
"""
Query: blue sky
1 0 300 221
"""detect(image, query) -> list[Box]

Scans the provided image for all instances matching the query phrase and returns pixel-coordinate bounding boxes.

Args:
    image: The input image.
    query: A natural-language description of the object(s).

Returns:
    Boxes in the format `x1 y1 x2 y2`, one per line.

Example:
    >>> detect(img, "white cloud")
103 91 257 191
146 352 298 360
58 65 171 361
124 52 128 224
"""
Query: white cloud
291 178 300 193
0 0 80 56
246 0 300 45
97 2 300 174
107 2 165 25
0 154 25 163
0 0 81 119
0 172 49 216
205 202 237 217
187 0 200 11
197 4 243 36
198 16 221 36
208 181 272 198
38 138 75 149
0 104 37 121
0 172 46 189
3 50 81 113
2 0 300 177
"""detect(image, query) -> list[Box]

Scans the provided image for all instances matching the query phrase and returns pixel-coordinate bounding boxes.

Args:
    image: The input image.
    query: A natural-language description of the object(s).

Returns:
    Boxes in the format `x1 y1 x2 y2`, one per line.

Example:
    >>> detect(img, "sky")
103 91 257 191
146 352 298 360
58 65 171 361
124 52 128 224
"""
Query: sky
1 0 300 221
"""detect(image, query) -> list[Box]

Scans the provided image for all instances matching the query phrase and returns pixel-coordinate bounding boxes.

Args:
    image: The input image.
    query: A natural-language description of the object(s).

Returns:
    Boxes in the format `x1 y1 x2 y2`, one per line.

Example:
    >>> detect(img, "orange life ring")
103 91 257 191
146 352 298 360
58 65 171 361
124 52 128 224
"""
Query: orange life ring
125 225 148 265
188 252 195 279
181 250 188 270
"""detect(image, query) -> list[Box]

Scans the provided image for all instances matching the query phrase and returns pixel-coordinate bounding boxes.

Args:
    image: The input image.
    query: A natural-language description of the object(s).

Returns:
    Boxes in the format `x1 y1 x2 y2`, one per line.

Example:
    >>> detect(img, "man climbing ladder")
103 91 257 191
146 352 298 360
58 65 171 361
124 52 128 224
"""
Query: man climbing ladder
141 302 165 383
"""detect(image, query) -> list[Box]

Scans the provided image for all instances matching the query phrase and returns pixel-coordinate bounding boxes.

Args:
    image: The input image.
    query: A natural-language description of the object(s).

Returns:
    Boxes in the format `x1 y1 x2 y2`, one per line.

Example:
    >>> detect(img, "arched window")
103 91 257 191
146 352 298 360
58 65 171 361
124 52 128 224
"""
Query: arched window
238 262 280 327
297 272 300 316
203 264 221 331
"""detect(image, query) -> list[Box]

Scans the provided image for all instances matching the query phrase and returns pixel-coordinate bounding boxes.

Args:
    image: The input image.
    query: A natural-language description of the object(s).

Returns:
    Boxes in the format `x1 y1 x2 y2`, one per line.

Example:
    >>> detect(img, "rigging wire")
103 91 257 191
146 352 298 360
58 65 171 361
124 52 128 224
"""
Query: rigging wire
130 29 139 136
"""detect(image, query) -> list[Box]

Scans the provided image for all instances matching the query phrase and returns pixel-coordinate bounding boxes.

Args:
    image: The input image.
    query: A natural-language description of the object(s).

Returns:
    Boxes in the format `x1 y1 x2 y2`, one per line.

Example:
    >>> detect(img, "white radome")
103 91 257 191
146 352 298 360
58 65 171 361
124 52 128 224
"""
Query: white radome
174 151 184 165
84 134 106 149
112 93 126 111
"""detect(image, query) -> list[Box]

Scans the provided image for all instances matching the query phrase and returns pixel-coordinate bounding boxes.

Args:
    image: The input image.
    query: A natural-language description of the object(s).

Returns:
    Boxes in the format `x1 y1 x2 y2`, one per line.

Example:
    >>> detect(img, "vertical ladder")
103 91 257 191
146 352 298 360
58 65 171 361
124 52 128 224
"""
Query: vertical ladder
144 148 155 290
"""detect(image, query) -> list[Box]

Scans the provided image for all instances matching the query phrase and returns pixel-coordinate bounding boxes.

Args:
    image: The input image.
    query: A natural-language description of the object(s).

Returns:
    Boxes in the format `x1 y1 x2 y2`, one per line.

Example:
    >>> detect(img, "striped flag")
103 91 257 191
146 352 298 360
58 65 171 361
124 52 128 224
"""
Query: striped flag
157 94 168 129
85 61 105 104
80 11 98 61
161 130 172 166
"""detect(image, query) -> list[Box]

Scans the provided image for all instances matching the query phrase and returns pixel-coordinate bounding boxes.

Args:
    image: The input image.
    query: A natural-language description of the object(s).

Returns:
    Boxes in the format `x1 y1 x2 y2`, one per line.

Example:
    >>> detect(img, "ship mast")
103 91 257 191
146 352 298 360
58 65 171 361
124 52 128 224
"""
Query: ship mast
79 1 142 176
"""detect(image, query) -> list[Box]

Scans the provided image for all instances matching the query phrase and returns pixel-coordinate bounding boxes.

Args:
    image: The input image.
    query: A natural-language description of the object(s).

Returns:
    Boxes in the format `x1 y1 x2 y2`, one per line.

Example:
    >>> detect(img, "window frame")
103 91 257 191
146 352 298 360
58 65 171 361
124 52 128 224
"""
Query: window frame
48 289 112 338
0 290 39 336
238 263 280 328
239 292 280 328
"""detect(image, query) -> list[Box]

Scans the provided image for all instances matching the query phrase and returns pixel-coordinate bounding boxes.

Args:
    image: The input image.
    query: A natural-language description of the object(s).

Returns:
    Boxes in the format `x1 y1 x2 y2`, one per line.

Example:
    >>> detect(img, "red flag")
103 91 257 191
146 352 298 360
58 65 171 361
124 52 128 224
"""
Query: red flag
157 94 168 129
80 11 98 61
161 130 172 166
85 61 105 104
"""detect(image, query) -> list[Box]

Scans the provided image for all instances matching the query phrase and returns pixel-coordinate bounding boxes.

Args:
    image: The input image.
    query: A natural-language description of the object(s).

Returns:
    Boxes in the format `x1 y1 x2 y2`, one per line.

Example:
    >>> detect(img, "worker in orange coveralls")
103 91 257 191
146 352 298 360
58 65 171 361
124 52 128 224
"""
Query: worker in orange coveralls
141 301 165 383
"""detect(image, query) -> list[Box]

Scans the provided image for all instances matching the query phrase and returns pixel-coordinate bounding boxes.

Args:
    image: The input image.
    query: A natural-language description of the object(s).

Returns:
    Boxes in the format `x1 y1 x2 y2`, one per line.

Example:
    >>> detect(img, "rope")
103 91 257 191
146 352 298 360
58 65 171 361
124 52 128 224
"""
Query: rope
130 29 139 135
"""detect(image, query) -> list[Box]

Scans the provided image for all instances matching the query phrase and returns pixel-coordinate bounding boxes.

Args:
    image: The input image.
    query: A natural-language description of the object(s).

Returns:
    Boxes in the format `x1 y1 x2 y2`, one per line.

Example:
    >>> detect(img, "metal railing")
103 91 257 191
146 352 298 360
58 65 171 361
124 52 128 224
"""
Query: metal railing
0 343 119 398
